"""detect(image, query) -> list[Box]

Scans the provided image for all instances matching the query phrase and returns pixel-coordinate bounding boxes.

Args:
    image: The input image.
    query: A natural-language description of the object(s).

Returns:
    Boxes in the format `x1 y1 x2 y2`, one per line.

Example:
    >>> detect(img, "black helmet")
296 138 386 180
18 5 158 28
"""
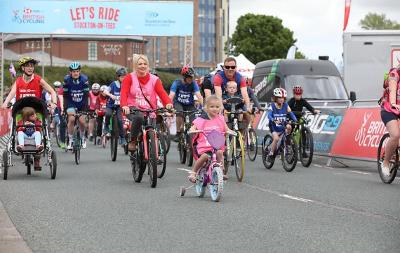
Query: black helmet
116 67 127 77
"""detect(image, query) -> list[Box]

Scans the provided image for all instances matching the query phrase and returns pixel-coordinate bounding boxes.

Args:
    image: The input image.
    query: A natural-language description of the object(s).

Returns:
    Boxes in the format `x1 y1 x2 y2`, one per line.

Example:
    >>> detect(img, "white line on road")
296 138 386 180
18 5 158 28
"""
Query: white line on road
349 170 371 175
176 168 191 173
314 164 323 167
242 182 400 223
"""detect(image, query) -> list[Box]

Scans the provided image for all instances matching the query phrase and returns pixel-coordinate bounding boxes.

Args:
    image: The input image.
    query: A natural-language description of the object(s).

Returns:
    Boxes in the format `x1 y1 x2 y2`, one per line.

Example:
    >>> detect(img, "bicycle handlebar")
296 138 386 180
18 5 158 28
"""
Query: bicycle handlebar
188 129 237 137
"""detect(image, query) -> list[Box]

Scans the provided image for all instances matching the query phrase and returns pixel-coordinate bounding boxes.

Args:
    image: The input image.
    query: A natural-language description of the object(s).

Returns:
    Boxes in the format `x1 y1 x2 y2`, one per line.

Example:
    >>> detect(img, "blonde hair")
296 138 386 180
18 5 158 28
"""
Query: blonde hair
205 95 221 108
132 54 149 70
21 107 36 121
226 81 237 89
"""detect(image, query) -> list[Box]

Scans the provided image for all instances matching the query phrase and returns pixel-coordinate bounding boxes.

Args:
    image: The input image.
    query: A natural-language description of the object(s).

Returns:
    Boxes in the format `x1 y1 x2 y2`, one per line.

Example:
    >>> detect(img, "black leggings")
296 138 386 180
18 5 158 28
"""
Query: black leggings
127 111 144 140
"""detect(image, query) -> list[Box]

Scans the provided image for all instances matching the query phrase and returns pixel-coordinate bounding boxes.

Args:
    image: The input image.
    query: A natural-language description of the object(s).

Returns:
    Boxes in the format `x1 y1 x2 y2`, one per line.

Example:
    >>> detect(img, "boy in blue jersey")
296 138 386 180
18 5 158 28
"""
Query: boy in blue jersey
63 61 90 150
169 66 203 140
267 88 297 157
103 68 127 146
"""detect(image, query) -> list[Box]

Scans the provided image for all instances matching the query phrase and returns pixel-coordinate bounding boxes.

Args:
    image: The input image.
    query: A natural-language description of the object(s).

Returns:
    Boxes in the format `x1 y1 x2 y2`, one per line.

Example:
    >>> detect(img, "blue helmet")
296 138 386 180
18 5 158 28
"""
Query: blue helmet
69 61 81 71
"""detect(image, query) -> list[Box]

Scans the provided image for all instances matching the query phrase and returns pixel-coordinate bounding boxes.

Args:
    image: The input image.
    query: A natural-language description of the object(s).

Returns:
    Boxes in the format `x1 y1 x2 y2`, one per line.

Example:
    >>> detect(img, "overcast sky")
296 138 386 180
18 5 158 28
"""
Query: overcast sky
229 0 400 64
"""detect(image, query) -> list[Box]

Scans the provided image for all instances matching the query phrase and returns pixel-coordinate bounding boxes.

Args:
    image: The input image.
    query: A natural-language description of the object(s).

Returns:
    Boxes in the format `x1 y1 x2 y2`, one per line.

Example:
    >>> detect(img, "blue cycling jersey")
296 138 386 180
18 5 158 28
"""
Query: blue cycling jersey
170 79 199 106
106 80 121 108
267 102 297 133
63 74 90 110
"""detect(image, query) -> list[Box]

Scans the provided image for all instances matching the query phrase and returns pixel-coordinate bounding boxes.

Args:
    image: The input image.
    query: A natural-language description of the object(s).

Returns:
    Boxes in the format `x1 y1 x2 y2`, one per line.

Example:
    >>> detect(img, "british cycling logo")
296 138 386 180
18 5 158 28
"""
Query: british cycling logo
12 8 45 24
354 112 385 148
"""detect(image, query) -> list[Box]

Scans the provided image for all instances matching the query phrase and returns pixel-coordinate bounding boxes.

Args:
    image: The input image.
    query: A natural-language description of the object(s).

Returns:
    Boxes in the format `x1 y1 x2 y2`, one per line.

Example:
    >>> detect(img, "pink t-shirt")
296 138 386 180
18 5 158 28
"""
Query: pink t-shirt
89 91 99 111
193 114 226 155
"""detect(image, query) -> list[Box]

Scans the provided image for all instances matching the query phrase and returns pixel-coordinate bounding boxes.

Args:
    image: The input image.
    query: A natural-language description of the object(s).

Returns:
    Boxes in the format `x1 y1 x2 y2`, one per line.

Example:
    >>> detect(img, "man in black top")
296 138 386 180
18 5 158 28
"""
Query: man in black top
288 85 320 119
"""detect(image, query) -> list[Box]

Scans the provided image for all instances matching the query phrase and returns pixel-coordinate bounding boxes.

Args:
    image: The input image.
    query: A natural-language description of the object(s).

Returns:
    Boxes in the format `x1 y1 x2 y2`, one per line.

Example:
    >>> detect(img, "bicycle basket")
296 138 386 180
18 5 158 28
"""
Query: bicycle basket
205 130 225 150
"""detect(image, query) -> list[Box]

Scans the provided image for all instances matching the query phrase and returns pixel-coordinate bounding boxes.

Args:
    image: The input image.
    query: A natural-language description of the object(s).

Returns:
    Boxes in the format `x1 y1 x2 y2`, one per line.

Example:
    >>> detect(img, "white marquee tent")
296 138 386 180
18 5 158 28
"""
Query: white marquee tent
212 54 255 78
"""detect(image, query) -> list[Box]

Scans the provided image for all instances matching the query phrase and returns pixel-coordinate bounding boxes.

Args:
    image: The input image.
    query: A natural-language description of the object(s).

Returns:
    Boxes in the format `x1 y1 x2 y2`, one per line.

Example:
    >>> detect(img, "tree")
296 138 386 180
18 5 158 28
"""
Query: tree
295 51 306 59
228 14 298 64
359 13 400 30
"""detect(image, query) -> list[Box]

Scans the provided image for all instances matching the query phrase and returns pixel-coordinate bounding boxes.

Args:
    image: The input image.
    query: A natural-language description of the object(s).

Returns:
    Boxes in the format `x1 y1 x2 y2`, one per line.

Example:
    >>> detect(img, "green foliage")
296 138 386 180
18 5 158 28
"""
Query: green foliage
295 51 306 59
229 14 298 64
359 13 400 30
2 61 178 92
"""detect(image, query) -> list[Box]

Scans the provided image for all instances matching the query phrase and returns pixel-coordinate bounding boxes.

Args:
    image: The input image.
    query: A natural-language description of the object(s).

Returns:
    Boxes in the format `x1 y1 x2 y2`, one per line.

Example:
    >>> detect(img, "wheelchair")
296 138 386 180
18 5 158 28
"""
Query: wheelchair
2 97 57 180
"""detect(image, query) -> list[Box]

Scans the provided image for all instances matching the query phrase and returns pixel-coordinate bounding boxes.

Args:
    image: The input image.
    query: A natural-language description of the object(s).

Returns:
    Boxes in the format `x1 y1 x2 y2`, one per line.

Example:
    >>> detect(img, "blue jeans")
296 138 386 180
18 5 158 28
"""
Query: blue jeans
17 131 41 146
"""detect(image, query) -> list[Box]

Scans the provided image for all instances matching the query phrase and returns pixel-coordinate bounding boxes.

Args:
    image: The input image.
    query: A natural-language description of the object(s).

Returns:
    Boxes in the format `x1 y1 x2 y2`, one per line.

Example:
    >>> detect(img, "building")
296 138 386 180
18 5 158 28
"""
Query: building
4 34 145 69
144 0 229 75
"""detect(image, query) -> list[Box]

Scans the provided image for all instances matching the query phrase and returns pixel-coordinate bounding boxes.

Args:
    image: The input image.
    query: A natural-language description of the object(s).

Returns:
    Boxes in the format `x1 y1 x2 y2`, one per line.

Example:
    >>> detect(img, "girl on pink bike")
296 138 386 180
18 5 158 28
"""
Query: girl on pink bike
188 95 233 183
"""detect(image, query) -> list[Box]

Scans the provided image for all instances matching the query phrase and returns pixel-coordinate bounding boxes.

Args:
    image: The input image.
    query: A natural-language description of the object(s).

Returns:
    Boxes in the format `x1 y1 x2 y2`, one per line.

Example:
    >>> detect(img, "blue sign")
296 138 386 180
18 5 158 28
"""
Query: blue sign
0 0 193 36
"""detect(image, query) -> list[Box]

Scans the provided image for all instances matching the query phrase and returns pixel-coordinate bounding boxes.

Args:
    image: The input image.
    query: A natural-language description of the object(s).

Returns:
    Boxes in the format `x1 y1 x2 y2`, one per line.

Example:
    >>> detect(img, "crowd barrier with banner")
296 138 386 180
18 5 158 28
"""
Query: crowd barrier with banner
253 102 383 163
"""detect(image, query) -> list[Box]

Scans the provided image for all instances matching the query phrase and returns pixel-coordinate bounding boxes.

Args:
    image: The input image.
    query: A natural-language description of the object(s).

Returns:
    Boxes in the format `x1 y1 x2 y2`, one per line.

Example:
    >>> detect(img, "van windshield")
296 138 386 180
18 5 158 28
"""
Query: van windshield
285 75 348 100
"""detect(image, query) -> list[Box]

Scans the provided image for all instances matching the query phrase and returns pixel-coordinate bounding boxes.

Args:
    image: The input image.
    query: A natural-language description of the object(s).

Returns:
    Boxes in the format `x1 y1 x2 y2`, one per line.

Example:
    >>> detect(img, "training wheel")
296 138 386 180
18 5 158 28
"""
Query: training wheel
179 186 186 197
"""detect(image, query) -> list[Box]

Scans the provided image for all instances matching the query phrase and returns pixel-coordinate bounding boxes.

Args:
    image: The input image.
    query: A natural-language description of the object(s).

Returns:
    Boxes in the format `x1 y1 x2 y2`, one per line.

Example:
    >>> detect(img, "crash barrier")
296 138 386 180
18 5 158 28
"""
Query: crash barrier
253 100 383 163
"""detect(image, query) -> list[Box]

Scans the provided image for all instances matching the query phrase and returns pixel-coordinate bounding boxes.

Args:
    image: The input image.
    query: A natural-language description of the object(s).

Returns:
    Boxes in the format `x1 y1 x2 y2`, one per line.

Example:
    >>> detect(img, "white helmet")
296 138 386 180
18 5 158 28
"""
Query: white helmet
92 83 100 90
100 85 110 92
53 81 62 87
273 88 287 98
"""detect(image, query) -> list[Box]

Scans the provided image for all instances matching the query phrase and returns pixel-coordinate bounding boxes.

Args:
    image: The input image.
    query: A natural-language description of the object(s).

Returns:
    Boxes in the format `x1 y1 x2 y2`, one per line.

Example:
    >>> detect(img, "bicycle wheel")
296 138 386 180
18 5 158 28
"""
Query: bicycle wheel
49 150 57 180
262 134 275 169
131 141 146 183
282 135 298 172
178 133 187 164
160 121 171 154
2 150 9 180
233 132 245 182
74 132 81 165
299 127 314 167
157 133 167 178
246 128 258 161
377 133 398 184
110 115 118 162
55 123 61 148
186 134 194 167
195 169 206 197
209 166 224 202
147 130 158 188
25 155 31 175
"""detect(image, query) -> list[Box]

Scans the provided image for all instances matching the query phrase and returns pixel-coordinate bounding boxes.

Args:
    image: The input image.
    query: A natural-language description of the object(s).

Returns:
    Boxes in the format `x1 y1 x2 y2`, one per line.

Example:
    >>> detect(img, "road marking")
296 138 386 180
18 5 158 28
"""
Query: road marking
279 194 313 203
349 170 371 175
314 164 323 167
176 168 191 173
242 182 400 223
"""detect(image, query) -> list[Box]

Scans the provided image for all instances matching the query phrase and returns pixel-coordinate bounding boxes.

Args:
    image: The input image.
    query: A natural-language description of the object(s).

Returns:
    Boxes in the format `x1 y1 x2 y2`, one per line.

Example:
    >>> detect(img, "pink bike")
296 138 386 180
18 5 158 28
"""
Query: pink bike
179 130 235 202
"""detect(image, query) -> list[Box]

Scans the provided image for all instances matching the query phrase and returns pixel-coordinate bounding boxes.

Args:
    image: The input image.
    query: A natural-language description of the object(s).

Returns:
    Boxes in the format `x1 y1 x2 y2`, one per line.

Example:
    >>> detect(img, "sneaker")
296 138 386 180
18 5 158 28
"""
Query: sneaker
381 162 391 177
59 142 66 149
34 158 42 171
89 135 94 142
82 139 87 149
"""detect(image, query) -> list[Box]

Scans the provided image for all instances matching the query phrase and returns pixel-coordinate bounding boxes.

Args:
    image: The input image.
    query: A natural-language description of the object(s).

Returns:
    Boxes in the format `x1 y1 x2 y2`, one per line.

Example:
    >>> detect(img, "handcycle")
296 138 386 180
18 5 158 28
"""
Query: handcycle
176 109 202 167
129 107 172 187
65 110 91 165
261 119 298 172
377 133 398 184
2 97 57 180
179 129 236 202
292 112 314 167
223 97 246 182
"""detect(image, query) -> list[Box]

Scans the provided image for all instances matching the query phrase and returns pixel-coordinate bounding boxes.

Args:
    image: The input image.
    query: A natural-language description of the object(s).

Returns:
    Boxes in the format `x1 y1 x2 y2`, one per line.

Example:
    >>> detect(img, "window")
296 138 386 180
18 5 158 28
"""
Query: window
198 0 216 63
167 37 172 63
88 41 97 61
146 38 153 58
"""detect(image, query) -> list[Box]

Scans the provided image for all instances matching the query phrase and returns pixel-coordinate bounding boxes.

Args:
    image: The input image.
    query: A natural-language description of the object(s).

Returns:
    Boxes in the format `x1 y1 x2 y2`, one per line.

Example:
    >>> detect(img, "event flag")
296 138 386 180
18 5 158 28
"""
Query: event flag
343 0 351 31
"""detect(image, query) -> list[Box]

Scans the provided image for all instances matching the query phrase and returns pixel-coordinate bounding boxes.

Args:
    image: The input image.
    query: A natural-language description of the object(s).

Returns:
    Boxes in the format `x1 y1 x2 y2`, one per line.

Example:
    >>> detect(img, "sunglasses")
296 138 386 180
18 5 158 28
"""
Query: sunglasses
224 65 236 70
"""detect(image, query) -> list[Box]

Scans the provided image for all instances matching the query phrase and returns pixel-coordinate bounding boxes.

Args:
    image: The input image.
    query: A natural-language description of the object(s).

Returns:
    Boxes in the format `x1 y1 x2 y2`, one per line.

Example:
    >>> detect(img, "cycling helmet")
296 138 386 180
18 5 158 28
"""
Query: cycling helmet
273 88 287 98
181 65 195 78
293 85 303 95
100 85 110 92
53 81 62 87
18 56 39 69
69 61 81 71
116 68 127 77
92 83 100 90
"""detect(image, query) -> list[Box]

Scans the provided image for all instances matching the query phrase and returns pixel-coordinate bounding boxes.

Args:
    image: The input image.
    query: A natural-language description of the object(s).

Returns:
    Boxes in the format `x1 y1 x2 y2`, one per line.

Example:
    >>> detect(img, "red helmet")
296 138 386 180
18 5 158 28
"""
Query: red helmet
181 65 195 78
293 85 303 95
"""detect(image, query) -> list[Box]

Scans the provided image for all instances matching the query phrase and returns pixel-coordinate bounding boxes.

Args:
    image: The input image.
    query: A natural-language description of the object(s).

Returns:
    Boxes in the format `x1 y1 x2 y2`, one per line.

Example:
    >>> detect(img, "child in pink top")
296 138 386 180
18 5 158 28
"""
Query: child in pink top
188 95 232 183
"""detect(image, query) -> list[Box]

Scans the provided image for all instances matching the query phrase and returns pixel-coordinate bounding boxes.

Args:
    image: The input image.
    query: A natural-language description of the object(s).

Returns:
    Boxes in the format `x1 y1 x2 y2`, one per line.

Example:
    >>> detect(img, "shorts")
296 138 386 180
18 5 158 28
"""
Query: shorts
174 102 196 113
66 107 77 114
381 109 400 125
